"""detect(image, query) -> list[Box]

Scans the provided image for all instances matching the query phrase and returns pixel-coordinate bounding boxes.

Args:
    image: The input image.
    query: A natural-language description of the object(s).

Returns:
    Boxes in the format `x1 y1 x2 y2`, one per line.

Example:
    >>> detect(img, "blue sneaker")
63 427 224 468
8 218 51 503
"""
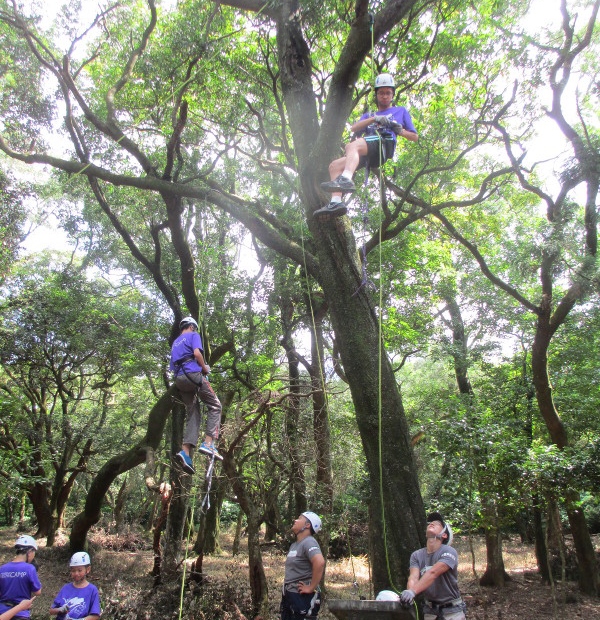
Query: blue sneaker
198 442 224 461
176 450 195 475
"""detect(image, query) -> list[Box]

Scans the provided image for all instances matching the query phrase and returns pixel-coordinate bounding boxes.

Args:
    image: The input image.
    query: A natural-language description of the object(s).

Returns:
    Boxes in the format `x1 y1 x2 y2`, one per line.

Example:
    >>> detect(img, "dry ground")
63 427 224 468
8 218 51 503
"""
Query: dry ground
1 528 599 619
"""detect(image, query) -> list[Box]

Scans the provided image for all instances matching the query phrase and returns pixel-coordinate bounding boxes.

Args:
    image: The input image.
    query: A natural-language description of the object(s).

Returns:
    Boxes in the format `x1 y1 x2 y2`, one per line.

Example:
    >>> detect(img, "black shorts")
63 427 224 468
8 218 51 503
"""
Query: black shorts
359 135 396 170
280 590 321 620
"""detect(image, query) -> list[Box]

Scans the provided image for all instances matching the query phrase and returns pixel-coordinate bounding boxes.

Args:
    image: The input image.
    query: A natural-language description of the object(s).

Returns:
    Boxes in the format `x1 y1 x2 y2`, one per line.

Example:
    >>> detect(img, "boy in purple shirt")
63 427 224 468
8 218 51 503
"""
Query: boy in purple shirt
50 552 100 620
170 316 223 474
315 73 418 217
0 536 42 620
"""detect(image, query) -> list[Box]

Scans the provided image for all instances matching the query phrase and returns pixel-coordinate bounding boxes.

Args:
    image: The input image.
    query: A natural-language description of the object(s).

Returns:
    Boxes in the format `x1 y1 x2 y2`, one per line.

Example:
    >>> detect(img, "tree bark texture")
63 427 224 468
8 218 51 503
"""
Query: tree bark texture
311 221 425 589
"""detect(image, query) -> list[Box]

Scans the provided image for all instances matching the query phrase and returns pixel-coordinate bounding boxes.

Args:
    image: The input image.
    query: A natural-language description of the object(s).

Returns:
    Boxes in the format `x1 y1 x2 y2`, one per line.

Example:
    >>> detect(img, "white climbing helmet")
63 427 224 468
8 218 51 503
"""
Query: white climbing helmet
70 551 91 567
376 590 400 601
179 316 198 330
374 73 395 90
302 511 322 534
15 535 37 550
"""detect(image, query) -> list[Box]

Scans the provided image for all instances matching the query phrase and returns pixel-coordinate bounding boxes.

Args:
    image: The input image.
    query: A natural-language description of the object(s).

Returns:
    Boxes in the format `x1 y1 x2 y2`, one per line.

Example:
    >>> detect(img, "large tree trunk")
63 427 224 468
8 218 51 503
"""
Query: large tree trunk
273 0 426 590
310 223 425 589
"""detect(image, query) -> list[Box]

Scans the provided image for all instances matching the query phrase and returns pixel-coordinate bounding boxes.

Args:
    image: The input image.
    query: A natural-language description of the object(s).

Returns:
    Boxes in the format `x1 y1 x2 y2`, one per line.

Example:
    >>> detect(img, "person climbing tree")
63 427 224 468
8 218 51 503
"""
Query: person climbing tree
170 316 223 474
315 73 418 217
400 512 467 620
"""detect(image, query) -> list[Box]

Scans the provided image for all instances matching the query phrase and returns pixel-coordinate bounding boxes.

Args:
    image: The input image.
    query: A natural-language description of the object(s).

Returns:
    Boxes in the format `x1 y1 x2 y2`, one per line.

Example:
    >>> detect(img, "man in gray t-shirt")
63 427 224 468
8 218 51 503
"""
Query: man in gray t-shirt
281 512 325 620
400 512 466 620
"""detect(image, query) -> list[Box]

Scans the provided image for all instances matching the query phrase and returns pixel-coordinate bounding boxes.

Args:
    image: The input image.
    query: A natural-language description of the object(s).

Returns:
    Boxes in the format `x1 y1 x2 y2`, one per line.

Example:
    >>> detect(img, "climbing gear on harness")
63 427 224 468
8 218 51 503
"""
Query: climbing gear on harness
374 73 395 91
176 450 195 475
320 174 356 193
198 441 223 461
179 316 198 330
313 201 348 218
424 597 464 610
301 511 322 533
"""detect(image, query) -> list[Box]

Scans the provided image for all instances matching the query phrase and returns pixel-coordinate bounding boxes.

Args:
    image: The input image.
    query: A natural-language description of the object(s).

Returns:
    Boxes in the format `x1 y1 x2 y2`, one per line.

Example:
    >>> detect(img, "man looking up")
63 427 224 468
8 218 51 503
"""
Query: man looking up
400 512 466 620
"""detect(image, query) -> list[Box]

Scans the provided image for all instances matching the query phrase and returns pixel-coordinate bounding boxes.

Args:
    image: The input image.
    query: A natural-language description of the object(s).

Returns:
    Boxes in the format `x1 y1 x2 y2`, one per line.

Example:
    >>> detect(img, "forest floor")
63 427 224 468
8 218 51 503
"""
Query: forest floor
1 527 599 619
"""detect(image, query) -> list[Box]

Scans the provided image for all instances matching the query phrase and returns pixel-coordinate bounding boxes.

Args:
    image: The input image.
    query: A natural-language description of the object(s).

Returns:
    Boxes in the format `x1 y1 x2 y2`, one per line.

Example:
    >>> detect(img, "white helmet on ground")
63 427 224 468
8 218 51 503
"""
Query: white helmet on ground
70 552 91 567
374 73 396 90
179 316 198 330
302 511 322 534
15 535 37 550
376 590 400 601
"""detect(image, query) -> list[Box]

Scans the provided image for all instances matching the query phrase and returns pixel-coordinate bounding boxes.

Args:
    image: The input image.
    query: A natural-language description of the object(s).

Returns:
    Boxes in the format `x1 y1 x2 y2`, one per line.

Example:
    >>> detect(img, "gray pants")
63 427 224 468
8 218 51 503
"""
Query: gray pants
175 372 221 446
424 605 466 620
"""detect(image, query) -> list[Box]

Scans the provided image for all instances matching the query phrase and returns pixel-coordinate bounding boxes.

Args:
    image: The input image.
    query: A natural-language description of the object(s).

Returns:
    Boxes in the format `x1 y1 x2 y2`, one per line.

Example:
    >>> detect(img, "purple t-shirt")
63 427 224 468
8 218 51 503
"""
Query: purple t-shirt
0 561 42 618
170 331 204 375
358 105 416 145
51 582 101 619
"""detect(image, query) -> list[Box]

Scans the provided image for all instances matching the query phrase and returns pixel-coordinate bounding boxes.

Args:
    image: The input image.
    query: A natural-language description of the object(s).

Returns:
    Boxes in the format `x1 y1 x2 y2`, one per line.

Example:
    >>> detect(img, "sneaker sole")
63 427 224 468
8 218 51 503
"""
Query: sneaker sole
176 453 195 475
314 206 348 218
320 183 356 193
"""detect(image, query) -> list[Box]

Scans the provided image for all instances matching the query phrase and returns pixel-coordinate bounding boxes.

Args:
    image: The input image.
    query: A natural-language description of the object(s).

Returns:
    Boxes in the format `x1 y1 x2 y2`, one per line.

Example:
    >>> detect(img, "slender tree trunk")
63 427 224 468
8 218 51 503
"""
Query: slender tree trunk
479 503 510 587
70 387 175 550
443 291 510 586
281 334 307 517
222 454 269 618
163 400 192 576
246 507 269 618
232 509 244 556
532 313 598 594
532 496 551 583
194 477 225 555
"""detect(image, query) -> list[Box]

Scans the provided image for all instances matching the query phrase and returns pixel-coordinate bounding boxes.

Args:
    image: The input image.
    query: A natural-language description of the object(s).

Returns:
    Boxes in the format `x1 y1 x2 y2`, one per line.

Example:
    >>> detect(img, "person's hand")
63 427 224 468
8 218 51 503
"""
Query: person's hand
400 589 416 605
15 599 33 612
57 604 70 614
373 115 392 127
389 121 403 134
297 581 314 594
202 364 211 375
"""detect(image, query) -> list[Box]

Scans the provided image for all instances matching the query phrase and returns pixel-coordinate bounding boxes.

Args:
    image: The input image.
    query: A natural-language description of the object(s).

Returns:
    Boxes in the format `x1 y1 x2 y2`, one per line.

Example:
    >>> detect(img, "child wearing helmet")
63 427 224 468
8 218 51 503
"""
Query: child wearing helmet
0 536 42 619
315 73 418 217
170 315 224 474
49 552 100 620
400 512 466 620
280 512 325 620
